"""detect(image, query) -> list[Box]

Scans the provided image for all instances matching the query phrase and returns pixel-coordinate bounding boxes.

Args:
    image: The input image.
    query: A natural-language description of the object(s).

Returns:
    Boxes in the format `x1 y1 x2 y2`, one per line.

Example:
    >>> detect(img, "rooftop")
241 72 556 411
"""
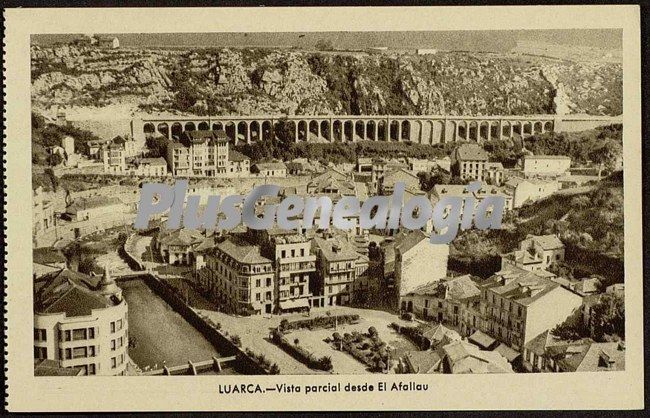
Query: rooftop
455 144 489 161
34 269 121 317
482 267 562 306
214 236 271 265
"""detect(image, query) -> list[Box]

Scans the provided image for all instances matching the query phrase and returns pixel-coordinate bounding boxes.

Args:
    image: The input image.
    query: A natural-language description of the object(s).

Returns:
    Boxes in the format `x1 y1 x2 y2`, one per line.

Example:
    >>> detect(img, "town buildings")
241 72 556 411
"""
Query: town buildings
132 157 168 177
102 141 126 174
155 229 207 265
500 234 565 272
430 183 514 213
479 266 583 353
34 268 129 376
523 330 625 372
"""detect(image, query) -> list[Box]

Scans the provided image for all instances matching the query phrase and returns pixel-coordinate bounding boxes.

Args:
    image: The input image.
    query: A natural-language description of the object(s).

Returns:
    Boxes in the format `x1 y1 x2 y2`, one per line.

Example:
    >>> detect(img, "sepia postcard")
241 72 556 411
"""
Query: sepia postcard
4 5 644 412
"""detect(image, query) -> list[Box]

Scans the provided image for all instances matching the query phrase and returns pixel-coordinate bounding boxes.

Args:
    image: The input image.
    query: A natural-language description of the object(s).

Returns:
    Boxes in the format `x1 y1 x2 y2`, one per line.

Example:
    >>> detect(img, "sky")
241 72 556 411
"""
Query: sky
32 29 622 52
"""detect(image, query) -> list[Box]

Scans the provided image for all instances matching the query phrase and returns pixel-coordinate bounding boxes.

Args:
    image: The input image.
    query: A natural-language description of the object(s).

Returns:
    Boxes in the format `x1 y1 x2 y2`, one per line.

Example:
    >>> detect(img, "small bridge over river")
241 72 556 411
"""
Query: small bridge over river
132 114 621 145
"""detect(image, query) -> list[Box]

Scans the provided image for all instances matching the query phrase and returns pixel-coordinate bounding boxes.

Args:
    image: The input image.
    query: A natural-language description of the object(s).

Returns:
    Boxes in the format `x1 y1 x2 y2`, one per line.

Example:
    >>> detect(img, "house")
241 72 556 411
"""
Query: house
228 150 250 175
479 266 583 352
311 234 360 307
437 340 514 374
64 196 127 222
381 168 421 196
400 274 481 330
484 162 504 186
101 141 126 174
132 157 167 177
306 168 357 199
521 155 571 178
155 229 206 265
501 234 565 272
504 177 560 208
452 144 489 182
394 230 450 299
33 186 56 238
252 161 287 177
94 36 120 49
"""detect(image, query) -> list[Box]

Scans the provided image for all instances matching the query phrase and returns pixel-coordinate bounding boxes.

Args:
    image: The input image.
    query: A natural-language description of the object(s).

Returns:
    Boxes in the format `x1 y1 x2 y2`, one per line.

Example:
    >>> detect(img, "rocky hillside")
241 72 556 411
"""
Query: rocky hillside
31 44 622 118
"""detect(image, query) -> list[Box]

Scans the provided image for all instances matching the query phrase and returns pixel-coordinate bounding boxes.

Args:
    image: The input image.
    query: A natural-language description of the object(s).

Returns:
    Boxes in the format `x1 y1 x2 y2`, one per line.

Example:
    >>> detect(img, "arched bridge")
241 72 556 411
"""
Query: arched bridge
132 114 622 145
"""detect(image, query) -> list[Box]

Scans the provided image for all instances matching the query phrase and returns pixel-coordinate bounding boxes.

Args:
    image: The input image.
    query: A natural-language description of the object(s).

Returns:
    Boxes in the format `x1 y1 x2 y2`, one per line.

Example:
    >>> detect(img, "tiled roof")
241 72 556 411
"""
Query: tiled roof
439 340 513 374
403 350 442 374
482 267 561 306
406 275 479 301
455 144 488 161
35 269 116 317
33 247 66 265
34 359 84 376
229 150 250 162
215 236 271 265
157 229 205 247
527 234 564 250
313 236 359 262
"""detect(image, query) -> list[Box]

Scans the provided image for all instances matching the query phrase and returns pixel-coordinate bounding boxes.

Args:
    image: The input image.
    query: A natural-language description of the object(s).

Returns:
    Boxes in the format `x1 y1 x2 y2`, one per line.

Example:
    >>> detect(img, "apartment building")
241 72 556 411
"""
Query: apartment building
252 228 316 313
201 236 275 315
394 230 450 298
311 235 359 307
501 234 565 272
102 141 126 174
166 129 229 177
452 143 489 181
479 267 583 353
34 268 129 376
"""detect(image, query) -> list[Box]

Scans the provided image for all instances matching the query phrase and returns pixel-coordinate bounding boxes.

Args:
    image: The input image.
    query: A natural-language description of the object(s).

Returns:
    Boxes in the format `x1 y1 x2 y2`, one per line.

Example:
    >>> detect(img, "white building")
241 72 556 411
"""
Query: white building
34 268 129 376
504 177 560 208
521 155 571 178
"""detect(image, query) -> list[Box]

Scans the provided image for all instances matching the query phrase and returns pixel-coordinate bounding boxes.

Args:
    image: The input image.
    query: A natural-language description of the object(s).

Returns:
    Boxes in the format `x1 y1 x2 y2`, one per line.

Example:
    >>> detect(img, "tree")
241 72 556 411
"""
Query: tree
294 338 300 345
269 363 280 374
368 326 378 337
590 293 625 341
315 39 334 51
318 356 333 371
78 256 96 275
230 334 242 347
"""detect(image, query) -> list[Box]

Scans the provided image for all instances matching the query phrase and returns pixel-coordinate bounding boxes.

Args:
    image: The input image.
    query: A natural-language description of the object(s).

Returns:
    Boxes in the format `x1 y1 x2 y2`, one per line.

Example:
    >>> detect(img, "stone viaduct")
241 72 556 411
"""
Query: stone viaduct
131 114 622 145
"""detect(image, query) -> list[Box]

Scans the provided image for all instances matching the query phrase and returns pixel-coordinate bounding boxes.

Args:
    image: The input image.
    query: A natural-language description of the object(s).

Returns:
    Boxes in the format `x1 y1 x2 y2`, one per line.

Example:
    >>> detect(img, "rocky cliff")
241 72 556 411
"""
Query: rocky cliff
31 44 622 118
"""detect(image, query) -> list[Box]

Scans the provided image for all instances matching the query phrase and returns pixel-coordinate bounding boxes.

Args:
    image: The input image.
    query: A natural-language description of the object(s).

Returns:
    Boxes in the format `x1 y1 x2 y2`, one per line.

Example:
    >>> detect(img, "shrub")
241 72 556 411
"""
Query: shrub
269 363 280 375
229 334 242 347
368 326 378 337
332 332 342 342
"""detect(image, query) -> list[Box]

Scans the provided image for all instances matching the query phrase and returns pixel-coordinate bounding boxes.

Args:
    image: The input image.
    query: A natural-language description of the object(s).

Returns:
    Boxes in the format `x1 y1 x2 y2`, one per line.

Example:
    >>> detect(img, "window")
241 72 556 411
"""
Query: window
34 328 47 341
300 248 305 257
256 293 261 301
72 347 87 359
266 278 272 287
256 279 261 288
72 328 87 341
34 346 47 359
111 357 117 369
88 364 96 375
